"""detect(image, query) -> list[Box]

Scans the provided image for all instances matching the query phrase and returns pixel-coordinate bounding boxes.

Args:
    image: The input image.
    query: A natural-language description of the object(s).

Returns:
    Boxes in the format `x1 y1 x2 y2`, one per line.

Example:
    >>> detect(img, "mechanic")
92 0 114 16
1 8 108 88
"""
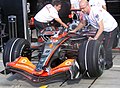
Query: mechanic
70 0 88 21
70 0 119 70
70 0 82 10
34 0 68 31
89 0 107 10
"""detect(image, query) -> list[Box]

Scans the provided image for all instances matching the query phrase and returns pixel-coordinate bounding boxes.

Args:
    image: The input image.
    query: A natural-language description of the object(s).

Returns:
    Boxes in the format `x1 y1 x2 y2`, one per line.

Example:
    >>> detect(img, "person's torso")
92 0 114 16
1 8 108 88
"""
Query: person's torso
34 4 59 23
89 0 106 8
70 0 81 9
85 6 118 32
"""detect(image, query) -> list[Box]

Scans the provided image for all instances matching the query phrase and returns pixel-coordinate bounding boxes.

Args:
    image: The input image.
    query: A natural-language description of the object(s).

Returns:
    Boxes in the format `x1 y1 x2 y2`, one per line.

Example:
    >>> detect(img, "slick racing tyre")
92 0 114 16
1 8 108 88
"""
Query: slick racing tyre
78 40 105 78
112 26 120 48
112 34 119 48
3 38 31 67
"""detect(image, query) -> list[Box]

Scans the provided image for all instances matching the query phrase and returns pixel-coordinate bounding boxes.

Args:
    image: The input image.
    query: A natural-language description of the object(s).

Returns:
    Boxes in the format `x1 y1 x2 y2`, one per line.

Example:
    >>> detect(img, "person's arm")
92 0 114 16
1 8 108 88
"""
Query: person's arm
89 20 104 40
101 0 107 10
70 0 74 10
71 4 75 10
55 18 68 28
102 5 107 10
70 20 86 33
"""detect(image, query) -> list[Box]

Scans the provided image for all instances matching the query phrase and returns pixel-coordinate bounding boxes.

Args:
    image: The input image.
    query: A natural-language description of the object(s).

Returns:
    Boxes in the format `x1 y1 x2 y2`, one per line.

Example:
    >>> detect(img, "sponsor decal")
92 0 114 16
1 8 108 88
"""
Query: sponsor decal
95 14 99 21
65 61 72 65
21 59 27 63
16 64 34 71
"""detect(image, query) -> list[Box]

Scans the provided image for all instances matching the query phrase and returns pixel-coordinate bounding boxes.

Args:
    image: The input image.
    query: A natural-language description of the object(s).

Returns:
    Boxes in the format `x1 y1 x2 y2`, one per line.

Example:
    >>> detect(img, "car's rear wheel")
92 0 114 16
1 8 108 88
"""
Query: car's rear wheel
3 38 31 67
78 40 105 78
112 34 119 48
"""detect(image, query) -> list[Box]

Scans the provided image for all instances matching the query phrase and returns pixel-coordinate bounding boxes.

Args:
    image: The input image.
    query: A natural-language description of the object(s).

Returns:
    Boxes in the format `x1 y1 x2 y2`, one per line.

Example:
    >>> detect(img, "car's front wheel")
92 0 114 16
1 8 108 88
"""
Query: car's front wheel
3 38 31 67
78 40 105 78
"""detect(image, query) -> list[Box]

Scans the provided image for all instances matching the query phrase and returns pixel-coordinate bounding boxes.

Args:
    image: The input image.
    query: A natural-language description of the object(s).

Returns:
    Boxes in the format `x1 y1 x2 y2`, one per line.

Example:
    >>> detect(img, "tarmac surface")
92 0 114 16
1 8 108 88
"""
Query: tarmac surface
0 49 120 88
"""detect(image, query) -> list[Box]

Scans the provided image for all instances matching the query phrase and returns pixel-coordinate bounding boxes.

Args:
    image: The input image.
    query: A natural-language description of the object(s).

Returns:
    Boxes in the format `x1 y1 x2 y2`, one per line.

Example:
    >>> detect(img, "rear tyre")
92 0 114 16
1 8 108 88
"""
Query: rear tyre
78 40 105 78
3 38 31 67
112 34 119 48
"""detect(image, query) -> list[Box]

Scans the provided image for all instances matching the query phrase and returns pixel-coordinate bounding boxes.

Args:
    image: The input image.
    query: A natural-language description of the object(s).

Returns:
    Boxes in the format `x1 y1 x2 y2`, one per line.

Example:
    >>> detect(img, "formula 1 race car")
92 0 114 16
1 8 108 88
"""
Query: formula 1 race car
2 9 106 85
2 23 105 85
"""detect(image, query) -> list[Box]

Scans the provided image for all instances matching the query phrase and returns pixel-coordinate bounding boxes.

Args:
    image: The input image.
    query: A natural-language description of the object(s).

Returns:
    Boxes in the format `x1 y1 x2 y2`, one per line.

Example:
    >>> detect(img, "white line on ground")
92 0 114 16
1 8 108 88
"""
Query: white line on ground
113 65 120 68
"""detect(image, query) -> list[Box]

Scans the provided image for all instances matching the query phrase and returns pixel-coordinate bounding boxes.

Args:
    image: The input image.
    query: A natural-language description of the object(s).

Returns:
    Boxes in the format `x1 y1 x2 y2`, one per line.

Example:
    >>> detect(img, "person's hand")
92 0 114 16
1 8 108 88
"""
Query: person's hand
65 25 69 29
69 30 76 33
88 37 97 41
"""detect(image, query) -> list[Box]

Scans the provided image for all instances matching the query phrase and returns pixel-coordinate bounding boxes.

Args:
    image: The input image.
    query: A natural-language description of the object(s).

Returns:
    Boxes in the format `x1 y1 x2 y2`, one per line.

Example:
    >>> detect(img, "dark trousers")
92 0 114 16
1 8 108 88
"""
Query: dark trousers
34 19 48 31
102 26 119 64
34 19 49 37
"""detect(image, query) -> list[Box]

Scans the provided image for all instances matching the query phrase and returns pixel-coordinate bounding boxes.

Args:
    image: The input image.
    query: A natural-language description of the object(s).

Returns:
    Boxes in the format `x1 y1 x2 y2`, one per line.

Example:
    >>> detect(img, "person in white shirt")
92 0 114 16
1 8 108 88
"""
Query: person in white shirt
70 0 81 10
89 0 107 10
34 0 68 31
70 0 119 70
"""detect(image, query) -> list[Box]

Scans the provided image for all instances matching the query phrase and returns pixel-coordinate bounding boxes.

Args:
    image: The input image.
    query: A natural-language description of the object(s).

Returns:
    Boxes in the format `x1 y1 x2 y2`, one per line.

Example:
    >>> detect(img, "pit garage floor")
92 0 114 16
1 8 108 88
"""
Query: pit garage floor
0 49 120 88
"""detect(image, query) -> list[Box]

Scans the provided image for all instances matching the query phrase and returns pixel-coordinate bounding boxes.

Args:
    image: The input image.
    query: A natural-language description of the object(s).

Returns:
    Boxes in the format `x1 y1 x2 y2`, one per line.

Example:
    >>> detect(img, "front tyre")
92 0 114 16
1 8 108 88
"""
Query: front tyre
3 38 31 67
78 40 105 78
